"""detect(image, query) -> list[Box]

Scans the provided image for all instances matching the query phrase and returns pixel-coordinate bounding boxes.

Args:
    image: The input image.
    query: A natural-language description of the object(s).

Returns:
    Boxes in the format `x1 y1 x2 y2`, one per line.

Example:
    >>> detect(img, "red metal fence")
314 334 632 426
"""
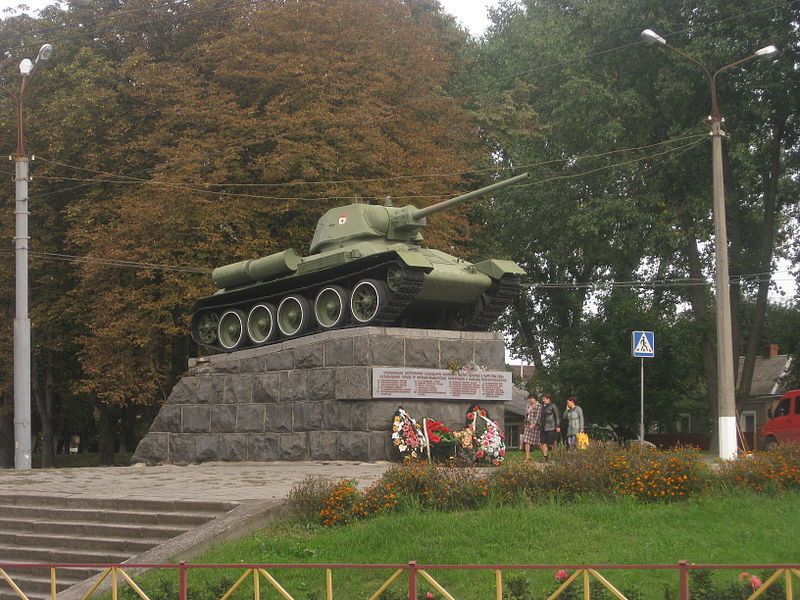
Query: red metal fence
2 560 799 600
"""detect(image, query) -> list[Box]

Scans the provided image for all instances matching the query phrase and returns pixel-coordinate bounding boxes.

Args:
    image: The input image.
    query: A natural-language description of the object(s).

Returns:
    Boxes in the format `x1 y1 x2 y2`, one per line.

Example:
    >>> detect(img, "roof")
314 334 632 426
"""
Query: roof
738 354 792 398
505 385 528 417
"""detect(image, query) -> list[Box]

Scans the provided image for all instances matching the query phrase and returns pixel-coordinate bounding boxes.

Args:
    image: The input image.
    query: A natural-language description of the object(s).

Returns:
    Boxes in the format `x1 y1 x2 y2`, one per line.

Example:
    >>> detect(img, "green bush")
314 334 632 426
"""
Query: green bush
716 443 800 493
286 476 340 521
288 443 797 527
610 445 708 501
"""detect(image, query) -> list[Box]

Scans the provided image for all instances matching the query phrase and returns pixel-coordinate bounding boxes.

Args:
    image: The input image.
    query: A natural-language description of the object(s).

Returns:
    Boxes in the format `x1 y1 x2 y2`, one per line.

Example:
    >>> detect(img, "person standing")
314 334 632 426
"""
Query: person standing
539 394 560 462
520 393 541 462
563 397 584 449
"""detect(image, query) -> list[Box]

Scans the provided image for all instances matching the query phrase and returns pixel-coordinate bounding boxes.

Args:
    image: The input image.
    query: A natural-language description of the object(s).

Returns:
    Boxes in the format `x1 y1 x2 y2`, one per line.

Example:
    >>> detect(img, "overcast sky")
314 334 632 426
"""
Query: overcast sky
1 0 501 35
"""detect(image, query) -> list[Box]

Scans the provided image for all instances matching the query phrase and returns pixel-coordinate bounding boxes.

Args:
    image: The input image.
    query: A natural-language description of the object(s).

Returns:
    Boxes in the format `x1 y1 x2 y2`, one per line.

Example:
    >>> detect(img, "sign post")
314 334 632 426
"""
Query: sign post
631 331 655 442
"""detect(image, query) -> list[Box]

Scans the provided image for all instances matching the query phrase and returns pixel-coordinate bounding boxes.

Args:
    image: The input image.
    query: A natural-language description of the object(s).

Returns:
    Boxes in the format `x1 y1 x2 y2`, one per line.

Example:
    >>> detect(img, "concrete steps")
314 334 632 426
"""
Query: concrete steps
0 494 238 600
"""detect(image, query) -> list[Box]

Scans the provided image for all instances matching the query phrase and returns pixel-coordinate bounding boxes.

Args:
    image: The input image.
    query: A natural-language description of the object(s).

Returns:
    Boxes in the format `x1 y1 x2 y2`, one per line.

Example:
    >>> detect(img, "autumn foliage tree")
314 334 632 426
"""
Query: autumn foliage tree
0 0 487 462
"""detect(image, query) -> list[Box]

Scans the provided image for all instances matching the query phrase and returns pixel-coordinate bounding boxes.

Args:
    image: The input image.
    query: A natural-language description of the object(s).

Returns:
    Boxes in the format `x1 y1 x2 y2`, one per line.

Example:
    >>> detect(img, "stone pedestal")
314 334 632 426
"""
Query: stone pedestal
132 327 508 464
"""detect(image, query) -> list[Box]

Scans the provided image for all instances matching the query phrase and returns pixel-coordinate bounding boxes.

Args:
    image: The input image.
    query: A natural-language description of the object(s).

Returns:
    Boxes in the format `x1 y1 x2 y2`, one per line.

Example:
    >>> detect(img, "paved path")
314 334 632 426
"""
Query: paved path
0 461 390 502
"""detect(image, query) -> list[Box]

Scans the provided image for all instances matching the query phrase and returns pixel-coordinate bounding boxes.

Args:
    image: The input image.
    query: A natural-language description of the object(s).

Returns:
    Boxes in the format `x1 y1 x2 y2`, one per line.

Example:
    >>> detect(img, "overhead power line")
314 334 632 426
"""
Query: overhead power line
33 133 706 190
0 249 209 274
22 133 706 203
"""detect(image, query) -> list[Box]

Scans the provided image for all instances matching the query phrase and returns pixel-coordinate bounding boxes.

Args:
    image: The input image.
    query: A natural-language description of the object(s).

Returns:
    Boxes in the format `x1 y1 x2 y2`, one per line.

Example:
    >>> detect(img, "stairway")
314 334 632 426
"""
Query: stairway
0 494 238 600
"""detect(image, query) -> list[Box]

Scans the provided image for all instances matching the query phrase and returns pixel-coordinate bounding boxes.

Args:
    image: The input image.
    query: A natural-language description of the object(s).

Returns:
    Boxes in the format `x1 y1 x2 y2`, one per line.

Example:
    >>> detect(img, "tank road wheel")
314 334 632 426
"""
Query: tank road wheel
194 311 220 346
314 286 349 329
247 304 277 345
386 264 405 292
277 295 312 337
218 309 246 351
350 279 388 324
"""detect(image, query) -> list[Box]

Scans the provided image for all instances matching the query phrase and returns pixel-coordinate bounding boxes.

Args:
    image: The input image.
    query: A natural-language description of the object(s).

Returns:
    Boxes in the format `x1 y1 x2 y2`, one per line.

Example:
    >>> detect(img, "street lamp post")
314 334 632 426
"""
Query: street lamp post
1 43 54 470
641 29 777 460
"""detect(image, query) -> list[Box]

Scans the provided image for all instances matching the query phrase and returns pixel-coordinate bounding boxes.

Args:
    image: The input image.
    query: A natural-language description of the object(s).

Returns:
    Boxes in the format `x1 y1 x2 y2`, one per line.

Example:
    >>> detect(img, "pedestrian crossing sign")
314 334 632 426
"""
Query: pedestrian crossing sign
632 331 655 358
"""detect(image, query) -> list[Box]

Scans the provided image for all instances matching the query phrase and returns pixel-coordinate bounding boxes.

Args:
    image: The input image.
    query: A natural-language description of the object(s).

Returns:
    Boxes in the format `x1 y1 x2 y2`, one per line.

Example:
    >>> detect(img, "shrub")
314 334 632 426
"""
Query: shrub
610 446 707 501
690 569 786 600
492 443 623 500
319 480 363 526
380 461 489 510
717 443 800 493
287 476 340 522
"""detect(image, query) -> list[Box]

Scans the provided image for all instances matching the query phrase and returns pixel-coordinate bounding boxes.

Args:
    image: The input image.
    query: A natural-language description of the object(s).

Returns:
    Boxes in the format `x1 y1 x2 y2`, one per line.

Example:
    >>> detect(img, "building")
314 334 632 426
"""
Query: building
738 344 792 449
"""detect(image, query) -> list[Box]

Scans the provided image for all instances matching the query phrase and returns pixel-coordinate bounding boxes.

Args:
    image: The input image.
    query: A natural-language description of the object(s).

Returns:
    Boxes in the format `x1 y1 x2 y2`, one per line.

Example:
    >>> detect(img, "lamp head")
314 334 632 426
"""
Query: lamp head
754 45 778 58
36 44 54 64
641 29 667 46
19 59 33 76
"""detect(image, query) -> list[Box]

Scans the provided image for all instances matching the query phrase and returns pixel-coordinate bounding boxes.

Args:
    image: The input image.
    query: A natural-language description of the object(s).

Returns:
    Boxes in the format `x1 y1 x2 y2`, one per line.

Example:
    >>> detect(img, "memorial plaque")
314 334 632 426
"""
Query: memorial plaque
373 368 512 401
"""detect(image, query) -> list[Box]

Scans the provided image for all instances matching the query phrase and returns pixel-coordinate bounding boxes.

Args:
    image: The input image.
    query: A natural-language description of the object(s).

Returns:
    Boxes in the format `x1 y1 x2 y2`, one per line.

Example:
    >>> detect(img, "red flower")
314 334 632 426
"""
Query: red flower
499 449 506 456
555 569 569 582
476 450 485 459
425 593 435 599
749 576 762 590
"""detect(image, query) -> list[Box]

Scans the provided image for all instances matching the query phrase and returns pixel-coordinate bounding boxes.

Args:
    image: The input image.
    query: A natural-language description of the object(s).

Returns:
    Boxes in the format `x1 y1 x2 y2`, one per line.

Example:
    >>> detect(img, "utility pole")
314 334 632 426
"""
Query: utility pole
641 29 777 459
1 43 54 470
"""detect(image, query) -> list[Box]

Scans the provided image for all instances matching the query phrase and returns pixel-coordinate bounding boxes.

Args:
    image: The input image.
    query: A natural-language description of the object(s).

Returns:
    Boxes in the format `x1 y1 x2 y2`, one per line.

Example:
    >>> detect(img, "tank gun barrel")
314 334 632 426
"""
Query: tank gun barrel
412 172 529 220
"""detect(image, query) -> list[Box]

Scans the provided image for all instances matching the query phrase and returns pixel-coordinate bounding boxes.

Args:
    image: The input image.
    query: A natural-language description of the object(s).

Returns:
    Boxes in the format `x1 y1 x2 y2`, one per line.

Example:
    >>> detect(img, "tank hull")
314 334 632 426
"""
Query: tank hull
191 247 524 352
190 174 529 353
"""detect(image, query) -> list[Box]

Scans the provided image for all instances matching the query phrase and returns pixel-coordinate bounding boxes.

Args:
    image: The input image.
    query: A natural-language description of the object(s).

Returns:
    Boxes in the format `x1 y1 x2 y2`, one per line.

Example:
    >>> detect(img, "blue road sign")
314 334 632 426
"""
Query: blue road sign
632 331 655 358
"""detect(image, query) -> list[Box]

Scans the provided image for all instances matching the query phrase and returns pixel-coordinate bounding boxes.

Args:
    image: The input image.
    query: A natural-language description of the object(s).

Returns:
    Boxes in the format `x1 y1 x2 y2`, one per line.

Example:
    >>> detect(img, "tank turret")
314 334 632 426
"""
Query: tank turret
309 172 529 253
191 173 529 352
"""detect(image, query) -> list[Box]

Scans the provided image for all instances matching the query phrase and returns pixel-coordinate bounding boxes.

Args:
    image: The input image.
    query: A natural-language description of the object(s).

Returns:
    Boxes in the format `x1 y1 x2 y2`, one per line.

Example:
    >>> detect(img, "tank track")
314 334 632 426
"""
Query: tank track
373 267 425 326
193 259 428 351
469 274 522 330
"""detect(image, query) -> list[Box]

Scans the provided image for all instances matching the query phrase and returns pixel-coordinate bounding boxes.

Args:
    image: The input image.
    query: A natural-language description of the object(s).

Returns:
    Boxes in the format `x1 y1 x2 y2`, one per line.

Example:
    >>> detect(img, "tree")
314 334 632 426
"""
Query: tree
468 0 800 444
0 0 488 461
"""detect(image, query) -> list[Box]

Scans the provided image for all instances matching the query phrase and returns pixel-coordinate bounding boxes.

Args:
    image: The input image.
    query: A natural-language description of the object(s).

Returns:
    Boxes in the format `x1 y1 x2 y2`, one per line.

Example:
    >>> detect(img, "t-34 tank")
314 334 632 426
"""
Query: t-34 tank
191 173 528 352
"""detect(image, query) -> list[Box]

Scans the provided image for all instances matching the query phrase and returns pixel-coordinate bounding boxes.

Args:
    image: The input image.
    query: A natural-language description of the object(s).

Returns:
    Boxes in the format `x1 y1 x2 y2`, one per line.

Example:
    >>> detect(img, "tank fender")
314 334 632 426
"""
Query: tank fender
473 259 526 280
394 250 433 270
212 249 301 289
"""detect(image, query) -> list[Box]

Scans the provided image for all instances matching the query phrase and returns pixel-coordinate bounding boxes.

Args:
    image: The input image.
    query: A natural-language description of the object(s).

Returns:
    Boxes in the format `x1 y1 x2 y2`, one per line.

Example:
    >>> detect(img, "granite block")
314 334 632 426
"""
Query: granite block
335 366 371 400
309 431 338 461
149 405 182 433
211 405 237 433
182 405 211 433
264 350 294 372
237 404 266 433
280 370 307 402
164 378 197 405
279 433 309 461
265 403 293 433
196 376 224 404
195 434 220 462
294 343 324 369
253 373 280 403
405 337 439 368
168 434 196 464
220 434 248 461
224 374 253 404
307 369 336 400
324 338 354 366
248 434 279 461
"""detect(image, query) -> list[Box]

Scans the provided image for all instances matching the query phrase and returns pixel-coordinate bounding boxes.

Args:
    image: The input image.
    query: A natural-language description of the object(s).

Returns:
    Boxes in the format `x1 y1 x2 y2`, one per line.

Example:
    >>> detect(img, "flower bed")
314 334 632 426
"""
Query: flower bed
288 442 800 527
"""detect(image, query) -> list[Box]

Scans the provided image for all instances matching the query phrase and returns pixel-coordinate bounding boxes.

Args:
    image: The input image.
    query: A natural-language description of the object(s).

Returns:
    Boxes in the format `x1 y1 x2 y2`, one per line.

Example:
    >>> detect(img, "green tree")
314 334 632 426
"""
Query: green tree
468 0 800 442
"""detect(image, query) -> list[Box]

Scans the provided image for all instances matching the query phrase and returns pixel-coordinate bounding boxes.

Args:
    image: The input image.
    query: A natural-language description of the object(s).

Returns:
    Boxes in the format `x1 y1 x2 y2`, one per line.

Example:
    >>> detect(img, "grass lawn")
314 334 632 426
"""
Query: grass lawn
118 492 799 599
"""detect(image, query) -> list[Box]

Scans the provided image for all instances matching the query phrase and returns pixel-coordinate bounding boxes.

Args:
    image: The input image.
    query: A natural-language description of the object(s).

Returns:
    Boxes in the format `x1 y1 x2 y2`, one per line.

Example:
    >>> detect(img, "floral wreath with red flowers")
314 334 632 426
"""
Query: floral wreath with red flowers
389 405 506 465
391 408 425 459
